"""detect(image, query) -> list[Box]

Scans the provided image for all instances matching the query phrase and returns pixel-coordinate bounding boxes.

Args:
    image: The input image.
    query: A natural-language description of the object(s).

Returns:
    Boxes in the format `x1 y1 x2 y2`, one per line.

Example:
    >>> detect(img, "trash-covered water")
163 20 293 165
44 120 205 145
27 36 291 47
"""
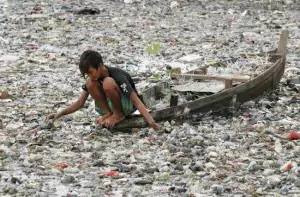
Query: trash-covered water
0 0 300 196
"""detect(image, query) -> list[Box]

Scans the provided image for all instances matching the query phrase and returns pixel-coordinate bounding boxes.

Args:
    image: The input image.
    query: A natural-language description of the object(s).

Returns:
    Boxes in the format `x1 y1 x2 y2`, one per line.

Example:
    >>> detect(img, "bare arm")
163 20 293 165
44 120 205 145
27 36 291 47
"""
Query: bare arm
130 91 157 128
54 91 89 119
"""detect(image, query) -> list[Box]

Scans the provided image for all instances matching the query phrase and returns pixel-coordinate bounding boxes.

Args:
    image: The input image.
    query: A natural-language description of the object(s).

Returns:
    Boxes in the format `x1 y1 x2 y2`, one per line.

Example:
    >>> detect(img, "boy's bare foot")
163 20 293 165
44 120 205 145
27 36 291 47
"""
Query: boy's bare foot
96 113 112 124
101 114 125 128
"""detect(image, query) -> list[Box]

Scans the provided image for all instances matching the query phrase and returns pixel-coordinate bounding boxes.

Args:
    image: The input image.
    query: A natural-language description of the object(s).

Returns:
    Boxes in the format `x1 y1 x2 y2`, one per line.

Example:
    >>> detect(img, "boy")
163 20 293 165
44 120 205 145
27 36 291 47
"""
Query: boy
46 50 160 130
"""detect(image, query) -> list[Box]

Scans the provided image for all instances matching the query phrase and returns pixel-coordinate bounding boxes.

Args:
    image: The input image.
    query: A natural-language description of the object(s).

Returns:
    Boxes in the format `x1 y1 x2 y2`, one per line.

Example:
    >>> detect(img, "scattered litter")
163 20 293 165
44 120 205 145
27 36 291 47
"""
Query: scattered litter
75 8 100 15
56 162 69 169
179 54 202 62
0 55 19 62
0 0 299 196
287 131 300 141
103 171 119 177
280 161 296 172
172 81 225 93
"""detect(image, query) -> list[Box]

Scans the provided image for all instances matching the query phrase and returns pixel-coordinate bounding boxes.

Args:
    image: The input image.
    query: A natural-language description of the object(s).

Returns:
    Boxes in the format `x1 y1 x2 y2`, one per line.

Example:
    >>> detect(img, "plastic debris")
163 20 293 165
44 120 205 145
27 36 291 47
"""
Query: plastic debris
170 1 179 9
287 131 300 141
56 162 69 169
0 0 299 196
280 161 297 172
103 171 119 177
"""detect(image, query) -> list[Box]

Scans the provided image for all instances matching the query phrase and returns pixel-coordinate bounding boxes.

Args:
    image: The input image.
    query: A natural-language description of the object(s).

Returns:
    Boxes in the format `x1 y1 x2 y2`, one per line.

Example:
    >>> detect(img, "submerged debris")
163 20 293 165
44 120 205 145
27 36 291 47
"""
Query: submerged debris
75 8 101 15
0 0 299 196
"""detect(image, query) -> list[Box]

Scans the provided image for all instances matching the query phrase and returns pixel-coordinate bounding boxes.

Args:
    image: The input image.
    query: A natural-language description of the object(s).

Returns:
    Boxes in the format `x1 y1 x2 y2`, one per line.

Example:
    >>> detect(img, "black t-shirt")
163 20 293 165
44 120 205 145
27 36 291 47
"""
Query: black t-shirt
82 66 137 98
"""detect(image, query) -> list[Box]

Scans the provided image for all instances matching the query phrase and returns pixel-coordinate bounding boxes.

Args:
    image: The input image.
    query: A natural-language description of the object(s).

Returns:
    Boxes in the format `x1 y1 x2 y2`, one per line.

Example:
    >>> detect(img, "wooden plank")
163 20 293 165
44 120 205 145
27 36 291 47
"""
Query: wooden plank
225 79 233 89
237 75 273 104
272 57 285 89
171 73 250 82
277 30 289 55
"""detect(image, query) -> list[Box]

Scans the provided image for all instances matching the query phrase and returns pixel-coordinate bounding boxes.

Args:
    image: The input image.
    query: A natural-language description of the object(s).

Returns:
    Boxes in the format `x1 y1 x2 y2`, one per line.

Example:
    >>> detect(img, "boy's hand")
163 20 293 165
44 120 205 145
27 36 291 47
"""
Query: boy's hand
149 121 161 131
45 113 59 123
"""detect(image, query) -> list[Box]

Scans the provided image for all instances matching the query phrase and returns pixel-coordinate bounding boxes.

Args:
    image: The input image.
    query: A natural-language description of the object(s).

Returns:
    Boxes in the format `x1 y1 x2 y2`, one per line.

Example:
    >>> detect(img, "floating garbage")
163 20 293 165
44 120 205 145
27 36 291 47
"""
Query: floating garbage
287 131 300 141
103 171 119 177
0 0 299 196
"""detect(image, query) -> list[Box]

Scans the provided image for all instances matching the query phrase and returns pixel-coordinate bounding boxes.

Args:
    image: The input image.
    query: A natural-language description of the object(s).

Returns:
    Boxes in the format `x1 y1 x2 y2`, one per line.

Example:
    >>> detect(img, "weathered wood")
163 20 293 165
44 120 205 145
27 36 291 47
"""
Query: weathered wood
116 59 284 129
277 30 289 55
115 30 288 129
272 57 285 89
171 73 250 82
225 79 233 89
139 81 169 108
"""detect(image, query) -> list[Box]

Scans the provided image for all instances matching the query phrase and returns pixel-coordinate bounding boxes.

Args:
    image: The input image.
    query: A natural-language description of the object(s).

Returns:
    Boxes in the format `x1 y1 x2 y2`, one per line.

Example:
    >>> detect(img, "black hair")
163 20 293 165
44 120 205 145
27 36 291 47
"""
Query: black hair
79 50 103 76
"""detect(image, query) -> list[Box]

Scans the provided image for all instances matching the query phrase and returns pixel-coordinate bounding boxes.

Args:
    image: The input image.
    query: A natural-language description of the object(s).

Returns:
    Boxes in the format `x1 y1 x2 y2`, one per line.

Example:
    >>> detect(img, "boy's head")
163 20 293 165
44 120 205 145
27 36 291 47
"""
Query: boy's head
79 50 106 81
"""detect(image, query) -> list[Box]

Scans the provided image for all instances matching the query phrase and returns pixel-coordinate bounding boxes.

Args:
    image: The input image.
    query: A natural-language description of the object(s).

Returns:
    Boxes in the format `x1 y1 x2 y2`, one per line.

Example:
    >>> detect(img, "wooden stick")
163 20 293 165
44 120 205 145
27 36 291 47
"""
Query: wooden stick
277 30 289 55
171 73 250 82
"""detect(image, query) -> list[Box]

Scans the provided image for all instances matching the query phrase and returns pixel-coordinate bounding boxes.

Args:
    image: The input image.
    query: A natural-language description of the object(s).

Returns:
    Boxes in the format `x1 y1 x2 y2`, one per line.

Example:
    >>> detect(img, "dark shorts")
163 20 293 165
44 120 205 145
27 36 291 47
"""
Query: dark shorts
94 96 136 117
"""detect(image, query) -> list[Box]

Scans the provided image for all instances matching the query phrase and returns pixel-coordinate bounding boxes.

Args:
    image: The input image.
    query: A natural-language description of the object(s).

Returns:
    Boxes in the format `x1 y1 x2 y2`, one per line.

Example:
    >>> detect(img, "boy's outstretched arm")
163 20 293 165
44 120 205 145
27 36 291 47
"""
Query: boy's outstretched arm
130 91 160 130
46 91 89 122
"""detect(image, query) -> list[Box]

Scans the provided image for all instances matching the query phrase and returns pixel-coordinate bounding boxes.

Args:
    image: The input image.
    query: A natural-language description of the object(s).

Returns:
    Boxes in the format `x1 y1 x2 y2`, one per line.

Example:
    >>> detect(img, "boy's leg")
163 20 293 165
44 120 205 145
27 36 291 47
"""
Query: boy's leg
86 78 112 123
101 77 125 127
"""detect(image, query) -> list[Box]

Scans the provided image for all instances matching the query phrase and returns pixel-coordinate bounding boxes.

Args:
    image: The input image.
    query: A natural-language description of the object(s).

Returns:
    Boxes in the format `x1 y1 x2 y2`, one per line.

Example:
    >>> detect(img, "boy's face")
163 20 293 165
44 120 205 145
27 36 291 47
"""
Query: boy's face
87 65 104 81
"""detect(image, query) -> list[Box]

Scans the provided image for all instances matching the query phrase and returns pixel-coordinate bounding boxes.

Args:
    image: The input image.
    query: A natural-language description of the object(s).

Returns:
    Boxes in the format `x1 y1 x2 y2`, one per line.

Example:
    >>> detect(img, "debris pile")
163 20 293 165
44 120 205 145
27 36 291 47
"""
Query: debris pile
0 0 299 196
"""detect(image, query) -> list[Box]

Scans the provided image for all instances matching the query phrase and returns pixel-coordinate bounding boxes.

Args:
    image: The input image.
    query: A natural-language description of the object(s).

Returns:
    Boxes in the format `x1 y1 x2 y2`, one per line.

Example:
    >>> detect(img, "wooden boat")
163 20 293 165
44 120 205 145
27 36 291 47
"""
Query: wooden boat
115 30 289 129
